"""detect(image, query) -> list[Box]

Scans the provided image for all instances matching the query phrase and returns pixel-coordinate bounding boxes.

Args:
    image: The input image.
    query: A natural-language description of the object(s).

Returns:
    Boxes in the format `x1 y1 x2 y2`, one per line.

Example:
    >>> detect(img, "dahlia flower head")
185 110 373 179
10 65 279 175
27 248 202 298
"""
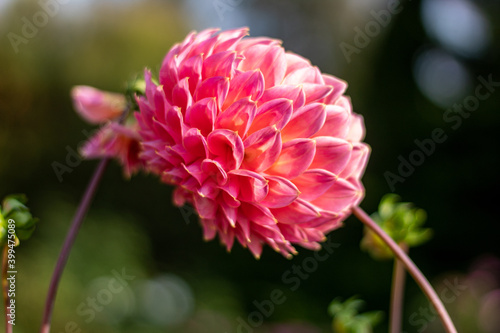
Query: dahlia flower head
72 86 143 177
135 27 370 258
76 27 370 259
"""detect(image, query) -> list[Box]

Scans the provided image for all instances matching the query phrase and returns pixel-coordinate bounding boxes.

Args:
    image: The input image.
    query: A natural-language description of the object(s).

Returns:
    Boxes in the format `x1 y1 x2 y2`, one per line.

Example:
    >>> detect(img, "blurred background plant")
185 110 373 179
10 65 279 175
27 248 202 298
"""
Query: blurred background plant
328 296 383 333
1 0 499 332
361 194 432 260
0 194 38 244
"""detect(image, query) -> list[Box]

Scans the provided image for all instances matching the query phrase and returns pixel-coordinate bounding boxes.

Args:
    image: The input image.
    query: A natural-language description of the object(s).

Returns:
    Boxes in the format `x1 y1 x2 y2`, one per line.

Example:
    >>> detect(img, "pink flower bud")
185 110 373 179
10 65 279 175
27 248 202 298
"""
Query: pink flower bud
71 86 126 124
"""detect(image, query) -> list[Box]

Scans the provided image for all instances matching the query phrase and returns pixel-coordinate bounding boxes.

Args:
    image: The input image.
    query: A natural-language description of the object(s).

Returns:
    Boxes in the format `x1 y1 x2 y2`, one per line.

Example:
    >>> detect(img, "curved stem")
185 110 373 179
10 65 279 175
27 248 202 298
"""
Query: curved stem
390 243 407 333
352 206 457 333
40 159 109 333
2 246 13 333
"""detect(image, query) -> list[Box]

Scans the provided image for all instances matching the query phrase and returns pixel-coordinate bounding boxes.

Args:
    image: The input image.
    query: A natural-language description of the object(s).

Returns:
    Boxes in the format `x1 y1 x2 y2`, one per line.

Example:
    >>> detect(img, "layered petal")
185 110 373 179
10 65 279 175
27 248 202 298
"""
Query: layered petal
266 139 316 179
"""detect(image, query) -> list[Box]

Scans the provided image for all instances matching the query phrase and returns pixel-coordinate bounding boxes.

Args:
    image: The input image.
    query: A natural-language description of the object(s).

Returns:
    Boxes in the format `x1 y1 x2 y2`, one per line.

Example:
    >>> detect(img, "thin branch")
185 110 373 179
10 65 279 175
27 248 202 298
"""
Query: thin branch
40 158 109 333
390 243 408 333
352 206 457 333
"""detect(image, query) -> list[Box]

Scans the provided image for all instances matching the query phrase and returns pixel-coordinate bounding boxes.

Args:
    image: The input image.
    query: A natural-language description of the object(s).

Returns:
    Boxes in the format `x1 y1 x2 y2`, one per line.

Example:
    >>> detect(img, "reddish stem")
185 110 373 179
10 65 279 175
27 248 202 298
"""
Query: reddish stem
390 243 408 333
352 206 457 333
40 159 109 333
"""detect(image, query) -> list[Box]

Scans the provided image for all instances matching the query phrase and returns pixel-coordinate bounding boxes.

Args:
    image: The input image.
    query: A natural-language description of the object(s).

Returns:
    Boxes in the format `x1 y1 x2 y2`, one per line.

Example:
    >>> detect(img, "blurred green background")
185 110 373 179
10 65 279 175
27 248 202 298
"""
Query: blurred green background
1 0 500 332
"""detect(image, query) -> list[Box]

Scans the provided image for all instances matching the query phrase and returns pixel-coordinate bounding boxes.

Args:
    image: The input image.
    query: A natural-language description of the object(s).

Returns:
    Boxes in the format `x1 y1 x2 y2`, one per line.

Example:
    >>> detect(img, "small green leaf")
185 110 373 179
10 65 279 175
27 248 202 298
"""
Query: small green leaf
361 194 432 260
329 296 383 333
0 194 38 246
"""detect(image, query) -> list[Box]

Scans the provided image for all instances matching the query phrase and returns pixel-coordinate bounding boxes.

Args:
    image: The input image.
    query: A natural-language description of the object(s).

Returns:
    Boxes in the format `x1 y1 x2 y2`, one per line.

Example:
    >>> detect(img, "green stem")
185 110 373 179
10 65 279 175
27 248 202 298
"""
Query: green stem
390 243 407 333
352 206 457 333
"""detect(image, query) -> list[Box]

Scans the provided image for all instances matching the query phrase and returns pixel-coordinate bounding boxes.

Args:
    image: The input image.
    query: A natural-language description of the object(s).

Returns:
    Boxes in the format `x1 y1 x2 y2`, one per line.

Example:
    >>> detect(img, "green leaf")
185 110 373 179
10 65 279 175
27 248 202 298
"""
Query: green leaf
2 194 28 216
0 194 38 246
361 194 432 260
329 296 383 333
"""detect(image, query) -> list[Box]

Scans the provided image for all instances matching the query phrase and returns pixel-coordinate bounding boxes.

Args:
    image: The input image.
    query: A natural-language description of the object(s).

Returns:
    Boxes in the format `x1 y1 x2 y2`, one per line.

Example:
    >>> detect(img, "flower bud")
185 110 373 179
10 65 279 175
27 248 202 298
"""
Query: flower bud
71 86 126 124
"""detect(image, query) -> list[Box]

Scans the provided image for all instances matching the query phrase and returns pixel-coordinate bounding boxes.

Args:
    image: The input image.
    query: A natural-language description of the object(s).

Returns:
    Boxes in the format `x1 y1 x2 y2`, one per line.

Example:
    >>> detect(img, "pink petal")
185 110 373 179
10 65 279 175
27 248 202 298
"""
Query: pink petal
248 98 293 135
207 129 244 170
172 187 191 207
149 85 170 124
223 70 265 109
202 50 239 80
239 202 276 226
266 139 316 179
300 211 342 229
150 117 175 145
346 113 366 142
171 77 193 114
215 97 257 137
164 105 186 145
252 224 284 241
314 104 351 138
213 27 249 53
159 58 179 102
293 169 338 201
238 44 287 89
220 202 238 228
221 189 241 208
311 177 360 212
242 126 282 172
234 215 251 244
276 223 310 244
198 178 220 200
218 227 236 251
182 160 207 186
259 85 305 111
182 33 219 61
247 237 264 259
185 97 217 136
201 219 217 241
194 194 217 219
144 69 157 103
235 37 282 52
162 162 189 184
302 83 333 104
271 199 320 224
308 137 352 175
201 159 228 185
155 144 184 165
321 74 348 104
260 176 300 208
284 52 311 76
282 66 324 85
182 128 208 164
71 86 125 124
194 76 230 111
179 54 203 95
228 169 269 202
339 143 370 179
281 103 326 141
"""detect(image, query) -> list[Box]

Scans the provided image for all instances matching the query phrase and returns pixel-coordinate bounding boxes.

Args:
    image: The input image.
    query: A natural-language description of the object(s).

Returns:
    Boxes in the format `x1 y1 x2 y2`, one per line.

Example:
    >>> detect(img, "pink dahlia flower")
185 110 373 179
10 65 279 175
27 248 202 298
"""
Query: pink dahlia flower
71 86 126 124
71 86 143 177
136 27 370 258
81 122 143 177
